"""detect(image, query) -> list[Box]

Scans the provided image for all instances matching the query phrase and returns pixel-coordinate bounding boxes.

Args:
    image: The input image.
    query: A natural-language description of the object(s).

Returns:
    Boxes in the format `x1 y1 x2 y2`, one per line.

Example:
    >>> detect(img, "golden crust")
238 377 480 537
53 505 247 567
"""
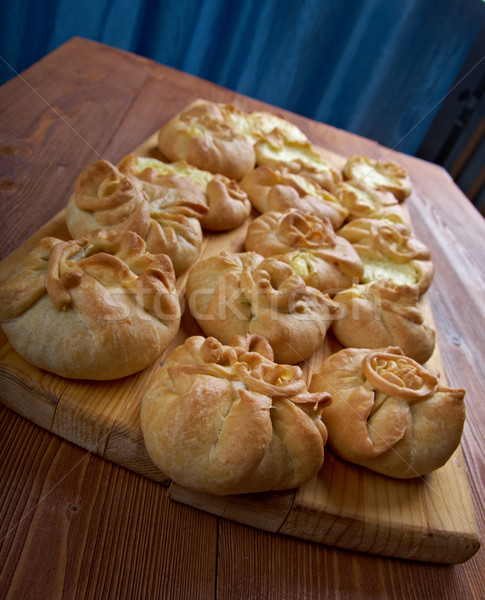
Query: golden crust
0 230 181 380
245 209 363 295
310 347 465 478
337 218 434 296
157 99 256 180
342 155 412 201
185 251 338 364
254 130 343 191
332 179 406 223
66 159 151 239
331 280 436 363
240 166 348 230
119 154 251 232
66 158 206 275
140 334 330 495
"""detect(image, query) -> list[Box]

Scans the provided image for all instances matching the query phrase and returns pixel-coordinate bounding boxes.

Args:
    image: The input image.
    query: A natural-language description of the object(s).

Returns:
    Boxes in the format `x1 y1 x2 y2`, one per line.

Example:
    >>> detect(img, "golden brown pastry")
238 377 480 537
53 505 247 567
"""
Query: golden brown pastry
0 230 181 380
310 346 466 478
157 99 256 180
337 218 434 296
254 129 343 191
237 109 308 143
185 251 338 364
240 165 348 230
245 209 363 295
342 155 412 201
332 179 406 224
65 158 207 275
331 280 436 363
118 154 251 231
140 334 331 495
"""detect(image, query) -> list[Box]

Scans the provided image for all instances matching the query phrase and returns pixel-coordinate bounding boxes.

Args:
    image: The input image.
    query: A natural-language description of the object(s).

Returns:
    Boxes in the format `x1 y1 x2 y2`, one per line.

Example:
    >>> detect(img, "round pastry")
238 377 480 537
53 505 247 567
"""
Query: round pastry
118 154 251 232
310 346 466 478
245 209 363 295
337 218 434 296
185 251 338 364
331 280 436 363
157 99 256 180
342 155 412 201
254 129 343 191
66 158 207 275
0 230 181 380
332 179 406 224
240 166 348 230
140 334 331 495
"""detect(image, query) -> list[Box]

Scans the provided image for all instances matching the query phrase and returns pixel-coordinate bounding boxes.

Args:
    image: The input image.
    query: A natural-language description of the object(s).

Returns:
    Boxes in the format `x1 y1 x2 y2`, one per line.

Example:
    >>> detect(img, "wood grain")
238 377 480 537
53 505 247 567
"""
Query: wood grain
1 37 485 600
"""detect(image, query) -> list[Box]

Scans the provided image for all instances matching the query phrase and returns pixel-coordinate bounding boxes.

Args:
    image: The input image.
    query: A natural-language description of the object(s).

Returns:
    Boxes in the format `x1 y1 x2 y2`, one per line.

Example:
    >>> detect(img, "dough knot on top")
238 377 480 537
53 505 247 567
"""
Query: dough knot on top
185 251 338 364
310 346 466 478
276 209 338 249
342 155 412 201
332 179 406 223
0 229 181 380
331 279 436 364
338 218 434 295
245 210 364 295
140 334 331 495
240 166 347 229
67 158 209 276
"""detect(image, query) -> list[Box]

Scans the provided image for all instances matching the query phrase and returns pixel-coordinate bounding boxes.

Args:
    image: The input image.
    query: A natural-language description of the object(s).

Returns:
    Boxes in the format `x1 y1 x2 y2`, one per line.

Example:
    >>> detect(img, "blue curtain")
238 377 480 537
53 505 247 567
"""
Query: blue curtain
1 0 484 154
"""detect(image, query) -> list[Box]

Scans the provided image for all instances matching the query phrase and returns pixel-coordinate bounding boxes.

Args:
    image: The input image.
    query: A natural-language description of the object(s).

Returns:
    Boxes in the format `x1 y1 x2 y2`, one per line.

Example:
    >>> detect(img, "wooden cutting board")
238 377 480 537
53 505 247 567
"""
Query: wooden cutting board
0 133 480 564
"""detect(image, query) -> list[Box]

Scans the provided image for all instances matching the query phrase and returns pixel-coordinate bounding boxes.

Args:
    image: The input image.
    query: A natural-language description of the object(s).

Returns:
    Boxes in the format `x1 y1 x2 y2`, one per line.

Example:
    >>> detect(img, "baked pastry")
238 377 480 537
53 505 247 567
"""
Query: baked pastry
342 155 412 201
240 166 348 230
254 130 343 191
331 280 436 363
157 99 256 180
245 209 363 295
236 109 308 143
118 154 251 232
140 334 331 495
332 179 406 224
0 230 181 380
185 251 338 364
65 158 207 275
337 218 434 296
204 100 308 143
310 346 466 478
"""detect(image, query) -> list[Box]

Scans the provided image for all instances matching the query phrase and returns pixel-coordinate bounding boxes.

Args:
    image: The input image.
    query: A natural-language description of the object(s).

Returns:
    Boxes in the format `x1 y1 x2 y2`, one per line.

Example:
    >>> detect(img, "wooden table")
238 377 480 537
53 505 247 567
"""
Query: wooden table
0 37 484 599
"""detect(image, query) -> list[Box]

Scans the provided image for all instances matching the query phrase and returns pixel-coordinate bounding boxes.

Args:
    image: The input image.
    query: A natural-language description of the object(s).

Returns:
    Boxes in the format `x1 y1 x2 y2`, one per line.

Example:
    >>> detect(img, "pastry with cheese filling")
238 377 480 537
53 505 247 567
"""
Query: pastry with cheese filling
240 166 347 230
245 209 363 295
0 230 180 380
66 158 207 275
224 105 308 144
118 154 251 231
332 280 436 363
342 155 412 201
140 334 331 495
332 179 406 224
185 251 338 364
254 129 342 191
310 346 466 478
337 218 434 296
157 99 256 180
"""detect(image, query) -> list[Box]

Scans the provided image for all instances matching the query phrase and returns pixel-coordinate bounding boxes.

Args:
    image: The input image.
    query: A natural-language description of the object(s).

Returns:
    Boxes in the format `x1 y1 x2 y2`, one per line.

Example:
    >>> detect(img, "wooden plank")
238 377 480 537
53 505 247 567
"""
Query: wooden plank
0 132 480 565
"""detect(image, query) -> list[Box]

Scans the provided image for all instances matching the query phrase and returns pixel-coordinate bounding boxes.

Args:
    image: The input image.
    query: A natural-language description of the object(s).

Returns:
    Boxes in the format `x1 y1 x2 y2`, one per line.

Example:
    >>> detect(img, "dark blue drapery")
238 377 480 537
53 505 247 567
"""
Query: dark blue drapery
1 0 485 154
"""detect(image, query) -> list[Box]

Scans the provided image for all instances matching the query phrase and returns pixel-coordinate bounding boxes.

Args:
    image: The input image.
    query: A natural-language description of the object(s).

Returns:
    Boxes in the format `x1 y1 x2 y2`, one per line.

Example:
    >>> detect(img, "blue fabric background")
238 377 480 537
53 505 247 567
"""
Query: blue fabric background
1 0 485 154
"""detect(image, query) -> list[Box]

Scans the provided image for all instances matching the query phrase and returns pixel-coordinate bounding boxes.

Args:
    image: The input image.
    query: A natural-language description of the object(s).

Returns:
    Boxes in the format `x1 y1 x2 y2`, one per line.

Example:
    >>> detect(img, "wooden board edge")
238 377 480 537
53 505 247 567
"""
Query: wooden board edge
278 495 481 564
169 482 296 533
